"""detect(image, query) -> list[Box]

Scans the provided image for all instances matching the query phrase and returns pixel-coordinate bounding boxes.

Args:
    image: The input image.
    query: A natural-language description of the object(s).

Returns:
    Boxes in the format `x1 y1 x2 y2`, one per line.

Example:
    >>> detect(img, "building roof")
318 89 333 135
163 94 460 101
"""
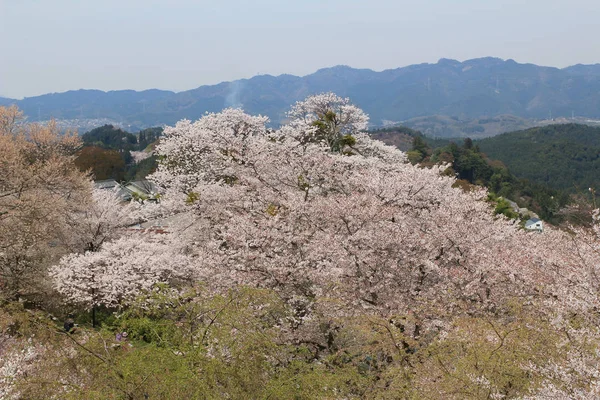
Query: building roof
525 218 543 230
126 181 158 195
94 179 159 202
94 179 119 190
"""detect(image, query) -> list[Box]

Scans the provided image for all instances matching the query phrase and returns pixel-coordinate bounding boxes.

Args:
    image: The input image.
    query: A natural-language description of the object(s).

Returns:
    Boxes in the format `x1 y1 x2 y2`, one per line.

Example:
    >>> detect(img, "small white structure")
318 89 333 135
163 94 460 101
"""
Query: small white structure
525 218 543 232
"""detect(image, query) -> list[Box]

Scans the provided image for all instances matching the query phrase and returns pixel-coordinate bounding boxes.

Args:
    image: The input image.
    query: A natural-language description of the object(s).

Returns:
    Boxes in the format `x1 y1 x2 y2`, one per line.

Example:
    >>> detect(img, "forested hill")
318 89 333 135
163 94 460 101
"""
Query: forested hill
6 57 600 128
477 124 600 192
74 125 162 181
371 126 572 223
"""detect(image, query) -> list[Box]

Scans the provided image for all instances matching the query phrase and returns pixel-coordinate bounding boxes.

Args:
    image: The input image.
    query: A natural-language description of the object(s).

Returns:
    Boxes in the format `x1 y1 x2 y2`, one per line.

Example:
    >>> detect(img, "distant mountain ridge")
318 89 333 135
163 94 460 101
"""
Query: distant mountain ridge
5 57 600 129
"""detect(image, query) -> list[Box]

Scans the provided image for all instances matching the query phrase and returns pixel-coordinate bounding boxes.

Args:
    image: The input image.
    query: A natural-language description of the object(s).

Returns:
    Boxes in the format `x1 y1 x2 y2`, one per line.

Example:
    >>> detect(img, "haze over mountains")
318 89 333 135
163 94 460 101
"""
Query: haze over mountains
6 57 600 131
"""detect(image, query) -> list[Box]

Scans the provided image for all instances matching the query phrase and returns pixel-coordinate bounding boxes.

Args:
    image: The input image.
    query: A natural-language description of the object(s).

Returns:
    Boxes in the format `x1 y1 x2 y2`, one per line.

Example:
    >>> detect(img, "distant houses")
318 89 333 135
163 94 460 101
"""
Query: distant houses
525 218 543 232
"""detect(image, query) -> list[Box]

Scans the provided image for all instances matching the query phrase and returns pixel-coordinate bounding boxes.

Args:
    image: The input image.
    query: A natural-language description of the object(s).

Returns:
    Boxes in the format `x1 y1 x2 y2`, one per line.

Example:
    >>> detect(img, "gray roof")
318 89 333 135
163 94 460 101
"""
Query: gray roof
94 179 159 202
94 179 119 190
127 180 158 194
525 218 543 228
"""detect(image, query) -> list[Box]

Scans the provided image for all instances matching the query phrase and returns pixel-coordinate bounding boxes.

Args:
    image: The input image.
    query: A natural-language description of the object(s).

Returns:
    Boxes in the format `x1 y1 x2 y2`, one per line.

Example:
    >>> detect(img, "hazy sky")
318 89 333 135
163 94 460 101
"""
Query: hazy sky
1 0 599 98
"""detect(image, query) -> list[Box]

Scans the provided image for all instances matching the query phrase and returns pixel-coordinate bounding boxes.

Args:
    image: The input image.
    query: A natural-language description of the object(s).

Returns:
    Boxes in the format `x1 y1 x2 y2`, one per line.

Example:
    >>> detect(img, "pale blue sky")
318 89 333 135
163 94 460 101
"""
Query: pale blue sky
1 0 599 98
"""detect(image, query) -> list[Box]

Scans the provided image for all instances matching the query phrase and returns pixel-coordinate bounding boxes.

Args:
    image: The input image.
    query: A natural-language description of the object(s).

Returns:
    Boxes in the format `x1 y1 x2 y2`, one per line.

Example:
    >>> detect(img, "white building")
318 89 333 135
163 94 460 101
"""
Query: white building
525 218 543 232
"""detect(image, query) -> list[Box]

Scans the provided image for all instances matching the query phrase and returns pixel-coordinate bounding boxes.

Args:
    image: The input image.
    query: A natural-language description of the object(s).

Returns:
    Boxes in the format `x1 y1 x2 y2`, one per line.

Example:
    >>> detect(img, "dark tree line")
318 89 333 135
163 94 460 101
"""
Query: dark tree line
75 125 162 181
478 124 600 193
410 135 570 223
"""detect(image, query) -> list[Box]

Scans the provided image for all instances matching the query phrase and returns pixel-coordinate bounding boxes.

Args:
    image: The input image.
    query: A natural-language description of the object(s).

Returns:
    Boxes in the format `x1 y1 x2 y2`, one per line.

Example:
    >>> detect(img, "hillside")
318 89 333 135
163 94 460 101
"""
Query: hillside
7 57 600 131
477 124 600 192
369 126 420 151
74 125 162 181
371 126 571 222
400 114 538 139
0 97 14 106
5 97 600 399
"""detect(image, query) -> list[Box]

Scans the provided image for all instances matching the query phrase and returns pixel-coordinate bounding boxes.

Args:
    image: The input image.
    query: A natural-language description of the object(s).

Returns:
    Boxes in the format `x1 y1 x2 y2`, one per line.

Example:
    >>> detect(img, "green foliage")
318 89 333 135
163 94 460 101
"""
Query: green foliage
488 194 519 220
74 146 126 181
297 174 310 191
478 124 600 193
78 125 163 182
372 124 576 223
6 289 600 399
407 150 424 165
185 192 200 204
309 111 359 154
412 135 428 155
137 127 163 151
426 137 571 222
412 314 559 399
81 125 137 151
407 136 429 165
265 203 279 216
463 137 473 150
453 147 494 184
9 287 374 399
125 155 158 181
340 134 357 147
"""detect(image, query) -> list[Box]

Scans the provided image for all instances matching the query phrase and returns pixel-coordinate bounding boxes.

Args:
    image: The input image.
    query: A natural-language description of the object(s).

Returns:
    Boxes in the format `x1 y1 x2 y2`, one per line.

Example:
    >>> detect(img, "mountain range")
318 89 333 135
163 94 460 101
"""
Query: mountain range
5 57 600 130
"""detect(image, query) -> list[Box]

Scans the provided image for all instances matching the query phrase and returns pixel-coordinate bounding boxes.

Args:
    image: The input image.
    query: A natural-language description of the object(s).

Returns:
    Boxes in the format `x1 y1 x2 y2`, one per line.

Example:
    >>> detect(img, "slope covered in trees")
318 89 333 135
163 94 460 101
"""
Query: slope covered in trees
372 127 571 223
369 125 421 151
75 125 162 181
399 114 537 139
3 99 600 398
81 124 138 150
478 124 600 192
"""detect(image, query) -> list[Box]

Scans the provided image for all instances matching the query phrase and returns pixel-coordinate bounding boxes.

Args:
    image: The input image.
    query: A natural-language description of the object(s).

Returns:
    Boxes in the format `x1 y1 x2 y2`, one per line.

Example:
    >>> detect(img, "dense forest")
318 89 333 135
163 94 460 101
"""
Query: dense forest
419 137 571 222
4 98 600 399
74 125 162 181
371 126 573 223
478 124 600 192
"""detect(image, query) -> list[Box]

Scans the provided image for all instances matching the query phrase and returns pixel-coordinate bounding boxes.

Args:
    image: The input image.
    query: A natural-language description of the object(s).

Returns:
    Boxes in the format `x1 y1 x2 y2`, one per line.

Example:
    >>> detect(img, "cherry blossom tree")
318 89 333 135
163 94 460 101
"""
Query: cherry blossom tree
38 93 600 396
50 234 195 309
63 187 144 253
135 97 532 330
286 93 369 153
0 106 90 300
151 107 269 194
52 93 600 347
